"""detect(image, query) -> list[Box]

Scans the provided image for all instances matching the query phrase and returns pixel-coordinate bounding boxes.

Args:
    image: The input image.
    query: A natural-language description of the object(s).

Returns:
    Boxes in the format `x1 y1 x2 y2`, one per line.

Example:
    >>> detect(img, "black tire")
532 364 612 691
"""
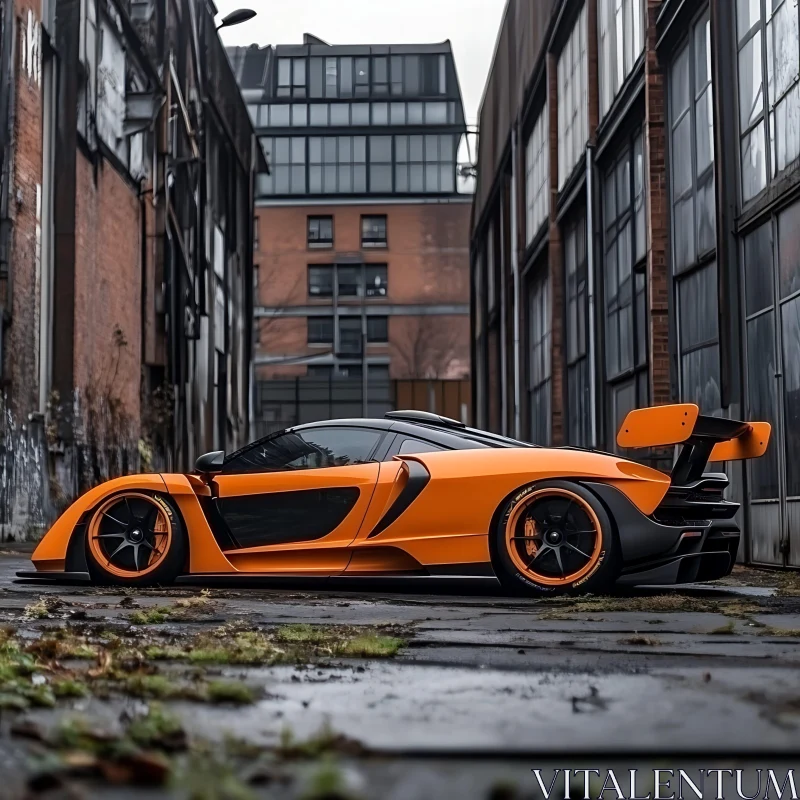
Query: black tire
492 480 621 597
86 492 187 587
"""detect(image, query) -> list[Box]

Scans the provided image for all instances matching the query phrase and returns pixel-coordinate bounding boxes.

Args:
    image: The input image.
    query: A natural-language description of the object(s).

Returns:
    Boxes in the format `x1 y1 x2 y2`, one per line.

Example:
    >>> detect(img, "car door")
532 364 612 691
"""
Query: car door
212 426 385 571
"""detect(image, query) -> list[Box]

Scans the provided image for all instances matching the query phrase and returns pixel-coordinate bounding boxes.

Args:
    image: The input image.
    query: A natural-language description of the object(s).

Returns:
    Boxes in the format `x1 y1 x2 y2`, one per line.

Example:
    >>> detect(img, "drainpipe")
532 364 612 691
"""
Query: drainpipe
586 143 598 449
510 128 521 440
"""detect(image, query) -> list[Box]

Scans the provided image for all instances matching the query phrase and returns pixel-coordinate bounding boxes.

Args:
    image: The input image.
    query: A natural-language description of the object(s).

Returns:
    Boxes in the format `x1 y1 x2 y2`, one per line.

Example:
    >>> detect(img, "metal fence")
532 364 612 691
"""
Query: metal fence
253 378 471 438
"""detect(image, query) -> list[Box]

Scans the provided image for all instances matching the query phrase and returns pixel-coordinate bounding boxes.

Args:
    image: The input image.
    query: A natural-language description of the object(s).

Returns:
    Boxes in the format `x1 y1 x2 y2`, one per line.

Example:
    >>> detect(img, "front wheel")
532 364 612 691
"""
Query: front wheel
492 480 620 596
86 492 186 586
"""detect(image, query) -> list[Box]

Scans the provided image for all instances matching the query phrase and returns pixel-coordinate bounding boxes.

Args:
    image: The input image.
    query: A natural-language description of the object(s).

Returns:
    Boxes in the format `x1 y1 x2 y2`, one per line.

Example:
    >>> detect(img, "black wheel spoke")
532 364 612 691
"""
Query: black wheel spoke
96 532 125 540
107 540 129 563
141 539 155 552
526 544 551 567
144 504 160 534
565 529 596 537
553 546 566 577
133 544 141 571
104 513 127 529
123 497 134 523
510 535 543 542
565 542 592 560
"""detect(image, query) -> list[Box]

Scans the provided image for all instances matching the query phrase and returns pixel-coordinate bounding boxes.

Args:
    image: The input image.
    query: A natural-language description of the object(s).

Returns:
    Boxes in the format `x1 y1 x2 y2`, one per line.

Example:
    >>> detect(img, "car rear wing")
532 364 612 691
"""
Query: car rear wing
617 404 771 485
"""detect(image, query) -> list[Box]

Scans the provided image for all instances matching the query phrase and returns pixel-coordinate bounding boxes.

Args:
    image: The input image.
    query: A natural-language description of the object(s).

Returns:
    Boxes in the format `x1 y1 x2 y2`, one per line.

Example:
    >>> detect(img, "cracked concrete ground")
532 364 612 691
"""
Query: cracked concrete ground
0 549 799 799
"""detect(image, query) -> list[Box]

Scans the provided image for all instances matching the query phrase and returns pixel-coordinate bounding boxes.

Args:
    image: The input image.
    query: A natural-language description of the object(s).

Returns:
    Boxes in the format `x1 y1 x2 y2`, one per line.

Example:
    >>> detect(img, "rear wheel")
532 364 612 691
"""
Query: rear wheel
493 480 620 596
86 492 186 586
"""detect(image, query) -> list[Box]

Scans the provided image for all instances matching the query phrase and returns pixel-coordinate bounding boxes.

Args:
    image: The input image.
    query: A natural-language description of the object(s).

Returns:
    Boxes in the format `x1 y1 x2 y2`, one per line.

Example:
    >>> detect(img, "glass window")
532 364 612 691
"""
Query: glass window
293 58 306 97
405 55 420 95
670 12 716 273
398 438 445 455
277 58 291 96
557 4 589 188
270 104 290 126
367 316 388 342
736 0 800 203
395 134 454 193
603 133 649 444
325 57 338 98
599 0 645 118
308 265 333 297
742 220 780 498
292 104 308 126
308 316 334 344
352 103 370 125
309 58 324 98
362 215 387 247
369 136 393 192
390 103 406 125
407 102 424 124
565 211 590 447
307 216 333 247
373 56 389 95
669 12 720 417
355 57 370 97
365 264 388 296
330 104 350 126
338 317 362 354
391 56 404 95
337 266 360 297
372 102 389 125
263 136 305 195
425 102 448 124
339 57 353 98
528 274 551 446
223 428 383 473
524 103 549 244
310 104 328 126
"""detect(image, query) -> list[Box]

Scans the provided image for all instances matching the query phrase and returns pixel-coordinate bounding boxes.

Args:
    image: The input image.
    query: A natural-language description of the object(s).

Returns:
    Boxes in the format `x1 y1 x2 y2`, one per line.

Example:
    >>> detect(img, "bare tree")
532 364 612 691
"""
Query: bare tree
393 316 469 380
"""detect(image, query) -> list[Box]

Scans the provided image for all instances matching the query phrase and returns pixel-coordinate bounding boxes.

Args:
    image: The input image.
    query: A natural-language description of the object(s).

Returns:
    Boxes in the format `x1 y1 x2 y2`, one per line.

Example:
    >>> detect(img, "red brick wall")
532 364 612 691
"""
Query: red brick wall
72 153 142 429
4 1 43 416
254 201 472 380
644 0 671 407
547 52 564 446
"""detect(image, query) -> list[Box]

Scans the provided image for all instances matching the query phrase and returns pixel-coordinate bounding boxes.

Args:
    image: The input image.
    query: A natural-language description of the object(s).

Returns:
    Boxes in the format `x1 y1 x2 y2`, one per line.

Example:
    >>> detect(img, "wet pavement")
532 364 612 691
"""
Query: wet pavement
1 549 799 798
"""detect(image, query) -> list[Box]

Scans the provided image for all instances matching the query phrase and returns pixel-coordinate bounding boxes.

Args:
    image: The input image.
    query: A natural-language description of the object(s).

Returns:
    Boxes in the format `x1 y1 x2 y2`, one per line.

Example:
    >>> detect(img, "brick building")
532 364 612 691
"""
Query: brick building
227 37 472 431
471 0 800 567
0 0 262 536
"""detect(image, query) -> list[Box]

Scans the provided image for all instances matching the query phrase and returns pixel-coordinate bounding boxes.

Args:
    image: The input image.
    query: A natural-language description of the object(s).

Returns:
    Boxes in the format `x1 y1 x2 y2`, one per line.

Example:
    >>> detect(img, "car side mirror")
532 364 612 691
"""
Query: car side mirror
195 451 225 475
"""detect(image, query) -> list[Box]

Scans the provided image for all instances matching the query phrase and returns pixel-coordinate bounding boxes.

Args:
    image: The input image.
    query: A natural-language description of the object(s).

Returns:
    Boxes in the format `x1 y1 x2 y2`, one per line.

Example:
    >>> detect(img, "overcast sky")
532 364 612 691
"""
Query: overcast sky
214 0 508 125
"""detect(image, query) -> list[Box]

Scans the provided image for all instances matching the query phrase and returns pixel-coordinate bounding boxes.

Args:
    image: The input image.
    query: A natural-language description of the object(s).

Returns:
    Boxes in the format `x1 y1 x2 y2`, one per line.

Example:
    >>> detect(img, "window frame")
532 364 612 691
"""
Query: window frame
735 0 800 204
601 128 649 450
564 209 591 447
307 215 334 248
668 7 722 416
308 265 334 298
527 271 552 446
277 57 307 99
524 102 549 244
307 315 334 345
361 215 388 248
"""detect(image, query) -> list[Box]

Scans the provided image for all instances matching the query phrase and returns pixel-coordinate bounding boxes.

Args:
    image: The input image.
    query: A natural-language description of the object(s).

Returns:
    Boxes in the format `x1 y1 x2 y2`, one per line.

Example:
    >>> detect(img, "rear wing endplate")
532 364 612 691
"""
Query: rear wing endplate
617 404 771 484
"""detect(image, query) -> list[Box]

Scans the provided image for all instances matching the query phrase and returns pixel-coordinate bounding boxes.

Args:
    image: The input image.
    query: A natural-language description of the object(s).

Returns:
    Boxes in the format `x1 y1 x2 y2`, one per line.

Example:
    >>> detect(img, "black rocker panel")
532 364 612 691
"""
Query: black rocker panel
217 487 360 549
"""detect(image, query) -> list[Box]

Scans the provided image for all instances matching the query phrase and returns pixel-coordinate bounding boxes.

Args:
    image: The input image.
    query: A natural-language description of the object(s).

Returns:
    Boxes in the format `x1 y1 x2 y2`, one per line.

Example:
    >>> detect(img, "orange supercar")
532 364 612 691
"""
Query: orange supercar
20 406 771 596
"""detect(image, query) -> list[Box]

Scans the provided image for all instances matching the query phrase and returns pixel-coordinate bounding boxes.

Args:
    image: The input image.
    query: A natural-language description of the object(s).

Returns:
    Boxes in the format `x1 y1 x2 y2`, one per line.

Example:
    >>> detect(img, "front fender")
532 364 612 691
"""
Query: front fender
31 474 169 570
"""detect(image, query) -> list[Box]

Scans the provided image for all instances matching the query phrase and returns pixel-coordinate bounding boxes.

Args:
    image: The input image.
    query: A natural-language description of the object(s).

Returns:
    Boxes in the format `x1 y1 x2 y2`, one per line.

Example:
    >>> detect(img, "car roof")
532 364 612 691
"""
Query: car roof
223 417 539 465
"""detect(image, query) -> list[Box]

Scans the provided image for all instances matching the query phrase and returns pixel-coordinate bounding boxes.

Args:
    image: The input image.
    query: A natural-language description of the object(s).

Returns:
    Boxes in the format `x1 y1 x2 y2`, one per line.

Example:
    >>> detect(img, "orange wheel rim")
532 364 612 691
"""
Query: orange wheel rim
505 489 602 586
88 493 173 579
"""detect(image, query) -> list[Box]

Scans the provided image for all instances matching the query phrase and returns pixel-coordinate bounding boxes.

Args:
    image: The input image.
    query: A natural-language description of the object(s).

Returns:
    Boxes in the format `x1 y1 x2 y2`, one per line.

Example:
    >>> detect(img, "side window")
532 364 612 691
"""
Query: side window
397 438 446 456
223 428 383 473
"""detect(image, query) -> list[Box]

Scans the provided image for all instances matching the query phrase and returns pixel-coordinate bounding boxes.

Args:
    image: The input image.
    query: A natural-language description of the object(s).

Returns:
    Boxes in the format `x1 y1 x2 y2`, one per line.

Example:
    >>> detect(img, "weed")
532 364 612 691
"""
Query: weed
53 678 90 698
338 633 403 657
618 634 661 647
758 627 800 638
128 704 187 751
24 597 65 620
709 621 737 635
205 680 256 705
